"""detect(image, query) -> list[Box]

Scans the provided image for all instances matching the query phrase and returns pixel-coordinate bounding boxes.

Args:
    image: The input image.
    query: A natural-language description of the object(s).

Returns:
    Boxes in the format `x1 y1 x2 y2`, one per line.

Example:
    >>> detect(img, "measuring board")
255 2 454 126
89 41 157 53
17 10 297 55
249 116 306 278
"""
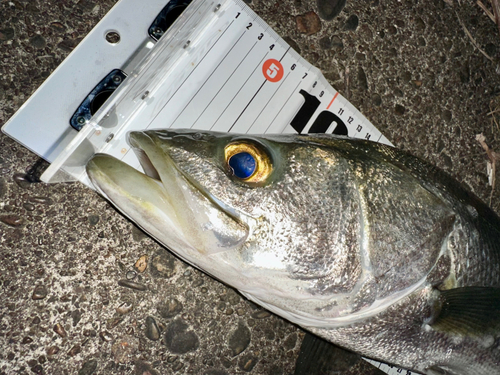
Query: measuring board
2 0 419 374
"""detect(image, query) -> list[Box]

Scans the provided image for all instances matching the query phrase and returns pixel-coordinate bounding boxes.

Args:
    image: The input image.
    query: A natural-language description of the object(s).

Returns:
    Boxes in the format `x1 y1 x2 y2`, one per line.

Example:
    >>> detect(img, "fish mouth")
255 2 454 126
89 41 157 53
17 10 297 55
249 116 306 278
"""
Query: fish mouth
86 131 248 260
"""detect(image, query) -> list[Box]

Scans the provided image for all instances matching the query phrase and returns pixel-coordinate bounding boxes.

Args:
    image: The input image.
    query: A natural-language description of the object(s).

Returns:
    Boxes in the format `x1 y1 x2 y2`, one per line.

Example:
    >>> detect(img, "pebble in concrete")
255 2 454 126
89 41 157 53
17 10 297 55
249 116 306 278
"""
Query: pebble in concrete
29 196 53 205
78 359 97 375
13 173 31 189
135 255 148 273
238 353 258 372
32 285 48 300
111 336 138 363
296 11 322 35
164 319 199 354
106 317 123 330
0 177 6 198
145 316 161 341
134 361 159 375
30 34 46 49
67 345 81 357
316 0 346 21
46 346 59 356
0 214 23 227
99 331 113 342
251 310 271 319
343 14 359 31
157 298 183 319
53 323 67 338
149 251 176 278
116 301 134 315
88 215 99 226
118 279 147 291
228 320 251 356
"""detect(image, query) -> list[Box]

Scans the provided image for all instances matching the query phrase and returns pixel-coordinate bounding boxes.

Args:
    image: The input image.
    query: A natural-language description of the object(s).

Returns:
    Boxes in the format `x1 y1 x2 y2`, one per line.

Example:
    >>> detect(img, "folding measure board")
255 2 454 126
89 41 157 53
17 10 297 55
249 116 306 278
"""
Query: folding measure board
2 0 417 373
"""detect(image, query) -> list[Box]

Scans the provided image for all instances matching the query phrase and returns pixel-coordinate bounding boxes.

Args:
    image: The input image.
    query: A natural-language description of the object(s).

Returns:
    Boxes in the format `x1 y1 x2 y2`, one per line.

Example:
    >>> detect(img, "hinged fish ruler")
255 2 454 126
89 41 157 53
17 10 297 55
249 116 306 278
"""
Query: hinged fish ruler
2 0 414 373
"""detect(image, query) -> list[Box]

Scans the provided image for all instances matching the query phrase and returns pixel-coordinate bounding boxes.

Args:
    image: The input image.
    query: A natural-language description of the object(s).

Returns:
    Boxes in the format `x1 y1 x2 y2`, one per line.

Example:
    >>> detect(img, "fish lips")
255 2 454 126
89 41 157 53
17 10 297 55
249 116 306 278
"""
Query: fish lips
86 131 249 259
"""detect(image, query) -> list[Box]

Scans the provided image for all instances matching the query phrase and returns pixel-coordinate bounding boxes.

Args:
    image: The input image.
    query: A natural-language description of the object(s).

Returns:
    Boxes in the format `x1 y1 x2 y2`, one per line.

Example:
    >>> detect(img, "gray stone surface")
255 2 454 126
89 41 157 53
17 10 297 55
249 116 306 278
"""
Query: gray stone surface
1 0 500 374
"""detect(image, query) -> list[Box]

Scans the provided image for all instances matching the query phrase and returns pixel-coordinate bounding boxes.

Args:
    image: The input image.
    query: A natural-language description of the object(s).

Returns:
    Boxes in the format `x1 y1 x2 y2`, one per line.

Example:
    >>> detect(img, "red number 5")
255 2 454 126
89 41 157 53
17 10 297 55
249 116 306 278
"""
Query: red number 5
262 59 284 82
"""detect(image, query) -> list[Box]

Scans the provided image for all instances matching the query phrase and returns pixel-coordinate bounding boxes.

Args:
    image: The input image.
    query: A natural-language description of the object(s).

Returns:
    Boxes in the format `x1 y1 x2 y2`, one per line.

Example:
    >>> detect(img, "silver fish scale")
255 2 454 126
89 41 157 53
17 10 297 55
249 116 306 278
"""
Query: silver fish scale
354 159 455 299
269 147 362 295
310 288 499 375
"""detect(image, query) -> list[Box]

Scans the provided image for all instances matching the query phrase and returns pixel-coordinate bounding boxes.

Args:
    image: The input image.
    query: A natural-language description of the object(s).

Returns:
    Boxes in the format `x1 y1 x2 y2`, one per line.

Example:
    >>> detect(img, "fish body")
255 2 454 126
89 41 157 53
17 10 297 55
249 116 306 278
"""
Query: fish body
86 130 500 375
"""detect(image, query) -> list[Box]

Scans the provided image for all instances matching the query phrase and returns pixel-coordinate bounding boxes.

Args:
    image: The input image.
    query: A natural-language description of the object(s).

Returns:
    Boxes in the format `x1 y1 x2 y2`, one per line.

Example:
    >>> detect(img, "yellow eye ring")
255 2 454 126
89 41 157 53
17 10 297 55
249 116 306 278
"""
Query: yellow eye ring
224 141 273 184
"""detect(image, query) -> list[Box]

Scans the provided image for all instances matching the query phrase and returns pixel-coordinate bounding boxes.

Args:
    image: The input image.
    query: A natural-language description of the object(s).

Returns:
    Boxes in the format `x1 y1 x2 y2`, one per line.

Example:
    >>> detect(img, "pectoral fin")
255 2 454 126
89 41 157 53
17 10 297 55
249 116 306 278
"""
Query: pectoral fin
430 287 500 338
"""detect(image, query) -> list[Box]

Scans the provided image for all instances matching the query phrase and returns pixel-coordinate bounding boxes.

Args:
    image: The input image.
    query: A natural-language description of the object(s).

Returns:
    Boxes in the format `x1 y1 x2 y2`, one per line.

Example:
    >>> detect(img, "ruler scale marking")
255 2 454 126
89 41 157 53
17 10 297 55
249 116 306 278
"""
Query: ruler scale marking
180 33 254 128
211 50 270 131
229 46 291 132
248 70 291 133
145 18 237 129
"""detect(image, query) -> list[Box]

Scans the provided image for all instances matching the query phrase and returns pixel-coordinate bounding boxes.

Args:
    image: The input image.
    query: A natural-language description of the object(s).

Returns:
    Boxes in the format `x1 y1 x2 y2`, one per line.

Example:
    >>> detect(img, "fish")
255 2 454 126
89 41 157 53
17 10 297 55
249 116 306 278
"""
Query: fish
86 129 500 375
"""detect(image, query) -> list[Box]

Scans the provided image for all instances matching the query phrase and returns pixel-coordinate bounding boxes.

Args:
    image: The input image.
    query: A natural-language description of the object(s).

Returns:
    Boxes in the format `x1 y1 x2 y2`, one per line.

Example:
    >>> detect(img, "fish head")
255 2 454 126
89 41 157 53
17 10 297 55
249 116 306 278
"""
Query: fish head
86 129 449 328
87 129 316 269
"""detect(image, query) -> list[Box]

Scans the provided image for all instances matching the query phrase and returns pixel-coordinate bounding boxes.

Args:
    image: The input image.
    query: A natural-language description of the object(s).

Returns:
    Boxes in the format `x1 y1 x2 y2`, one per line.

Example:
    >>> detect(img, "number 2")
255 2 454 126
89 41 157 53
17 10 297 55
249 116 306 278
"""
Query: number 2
246 23 252 30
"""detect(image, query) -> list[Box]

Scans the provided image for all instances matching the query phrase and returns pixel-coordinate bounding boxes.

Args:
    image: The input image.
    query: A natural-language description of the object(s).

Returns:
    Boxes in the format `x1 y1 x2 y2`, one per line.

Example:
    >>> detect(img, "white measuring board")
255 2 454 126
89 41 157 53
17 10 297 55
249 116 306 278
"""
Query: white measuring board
2 0 419 374
25 0 392 186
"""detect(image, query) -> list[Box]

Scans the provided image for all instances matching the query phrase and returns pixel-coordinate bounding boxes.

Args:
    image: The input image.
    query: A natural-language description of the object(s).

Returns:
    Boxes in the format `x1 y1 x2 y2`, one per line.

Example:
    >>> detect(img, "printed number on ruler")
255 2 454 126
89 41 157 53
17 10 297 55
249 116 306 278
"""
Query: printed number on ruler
262 59 283 82
364 358 418 375
239 2 385 141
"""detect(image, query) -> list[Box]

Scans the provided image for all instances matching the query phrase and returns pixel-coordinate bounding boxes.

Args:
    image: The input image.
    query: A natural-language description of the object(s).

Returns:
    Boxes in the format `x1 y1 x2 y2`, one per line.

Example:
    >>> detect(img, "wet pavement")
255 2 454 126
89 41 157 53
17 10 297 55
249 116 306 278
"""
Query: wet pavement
1 0 500 374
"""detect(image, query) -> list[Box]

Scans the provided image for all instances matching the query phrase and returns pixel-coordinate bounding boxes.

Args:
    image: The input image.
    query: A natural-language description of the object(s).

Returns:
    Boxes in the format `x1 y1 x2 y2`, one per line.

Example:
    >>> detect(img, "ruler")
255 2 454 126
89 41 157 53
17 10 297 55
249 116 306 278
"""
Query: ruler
2 0 417 374
4 0 392 185
365 358 419 375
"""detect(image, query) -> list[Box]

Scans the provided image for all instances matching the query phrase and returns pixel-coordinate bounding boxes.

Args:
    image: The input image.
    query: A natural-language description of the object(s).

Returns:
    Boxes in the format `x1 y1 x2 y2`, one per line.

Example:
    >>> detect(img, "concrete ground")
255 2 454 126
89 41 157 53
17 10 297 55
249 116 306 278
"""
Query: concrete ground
1 0 500 374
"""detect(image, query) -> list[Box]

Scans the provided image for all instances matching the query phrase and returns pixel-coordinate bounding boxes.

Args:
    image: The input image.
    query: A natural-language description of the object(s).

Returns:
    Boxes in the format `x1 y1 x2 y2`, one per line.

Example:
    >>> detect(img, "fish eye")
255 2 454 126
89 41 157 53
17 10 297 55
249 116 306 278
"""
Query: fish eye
228 152 256 179
224 141 272 184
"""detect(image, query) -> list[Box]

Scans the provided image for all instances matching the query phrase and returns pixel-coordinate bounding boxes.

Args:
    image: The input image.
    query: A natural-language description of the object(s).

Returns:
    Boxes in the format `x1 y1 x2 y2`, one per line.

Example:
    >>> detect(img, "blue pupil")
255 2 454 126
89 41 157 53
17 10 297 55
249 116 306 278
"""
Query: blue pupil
229 152 256 179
